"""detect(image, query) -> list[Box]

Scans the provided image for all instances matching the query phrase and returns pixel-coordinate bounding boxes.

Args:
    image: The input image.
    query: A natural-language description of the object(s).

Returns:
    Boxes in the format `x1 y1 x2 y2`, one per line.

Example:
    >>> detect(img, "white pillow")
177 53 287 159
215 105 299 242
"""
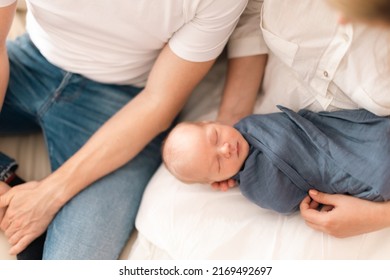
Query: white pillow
134 165 390 259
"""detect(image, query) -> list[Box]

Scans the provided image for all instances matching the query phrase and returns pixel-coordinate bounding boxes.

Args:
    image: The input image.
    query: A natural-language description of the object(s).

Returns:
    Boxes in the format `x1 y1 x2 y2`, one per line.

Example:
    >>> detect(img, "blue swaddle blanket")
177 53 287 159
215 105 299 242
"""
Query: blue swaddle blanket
233 106 390 214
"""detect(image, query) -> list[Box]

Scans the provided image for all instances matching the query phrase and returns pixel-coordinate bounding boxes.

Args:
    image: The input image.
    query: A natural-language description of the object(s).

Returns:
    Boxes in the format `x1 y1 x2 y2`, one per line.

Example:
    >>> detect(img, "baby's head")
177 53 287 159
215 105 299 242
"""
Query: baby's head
162 121 249 184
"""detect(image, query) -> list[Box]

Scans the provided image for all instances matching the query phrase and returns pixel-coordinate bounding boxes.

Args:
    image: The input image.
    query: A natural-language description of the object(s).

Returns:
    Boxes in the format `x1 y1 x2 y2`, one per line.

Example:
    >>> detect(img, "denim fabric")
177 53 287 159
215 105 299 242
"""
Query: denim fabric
0 152 17 181
234 106 390 214
1 34 166 259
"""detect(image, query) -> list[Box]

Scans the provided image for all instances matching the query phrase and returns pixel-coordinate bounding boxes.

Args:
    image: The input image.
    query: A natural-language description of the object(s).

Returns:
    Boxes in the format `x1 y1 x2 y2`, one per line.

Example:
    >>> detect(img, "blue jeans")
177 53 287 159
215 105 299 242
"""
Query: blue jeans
0 152 17 181
0 34 165 259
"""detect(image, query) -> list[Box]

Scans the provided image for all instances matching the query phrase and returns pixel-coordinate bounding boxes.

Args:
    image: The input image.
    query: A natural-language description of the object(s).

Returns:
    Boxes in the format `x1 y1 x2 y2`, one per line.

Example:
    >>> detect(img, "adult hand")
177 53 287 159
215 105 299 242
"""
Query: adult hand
0 181 10 223
0 181 61 255
300 189 390 238
211 178 236 191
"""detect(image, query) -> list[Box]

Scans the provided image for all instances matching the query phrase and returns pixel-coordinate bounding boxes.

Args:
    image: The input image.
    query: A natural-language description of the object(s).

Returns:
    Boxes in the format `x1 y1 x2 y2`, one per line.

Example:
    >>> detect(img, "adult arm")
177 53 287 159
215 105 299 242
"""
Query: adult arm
0 1 16 109
217 0 267 125
0 182 10 222
300 189 390 237
217 54 267 125
0 45 215 255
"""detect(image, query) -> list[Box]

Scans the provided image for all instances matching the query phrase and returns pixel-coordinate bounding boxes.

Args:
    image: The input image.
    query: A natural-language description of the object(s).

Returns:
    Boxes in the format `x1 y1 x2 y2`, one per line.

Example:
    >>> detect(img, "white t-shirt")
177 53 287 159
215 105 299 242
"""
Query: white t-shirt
1 0 263 87
258 0 390 116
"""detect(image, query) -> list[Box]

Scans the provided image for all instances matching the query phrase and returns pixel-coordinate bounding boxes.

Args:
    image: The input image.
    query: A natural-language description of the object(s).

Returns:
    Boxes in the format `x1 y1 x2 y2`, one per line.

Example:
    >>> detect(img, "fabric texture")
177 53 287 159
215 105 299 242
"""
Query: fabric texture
1 35 165 259
0 0 15 7
259 0 390 116
0 152 17 181
234 106 390 214
25 0 250 87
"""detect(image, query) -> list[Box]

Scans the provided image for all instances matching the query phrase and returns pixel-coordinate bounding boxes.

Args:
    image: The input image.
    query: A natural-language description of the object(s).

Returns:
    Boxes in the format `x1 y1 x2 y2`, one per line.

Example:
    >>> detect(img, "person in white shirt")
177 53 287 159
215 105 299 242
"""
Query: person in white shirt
0 0 266 259
256 0 390 238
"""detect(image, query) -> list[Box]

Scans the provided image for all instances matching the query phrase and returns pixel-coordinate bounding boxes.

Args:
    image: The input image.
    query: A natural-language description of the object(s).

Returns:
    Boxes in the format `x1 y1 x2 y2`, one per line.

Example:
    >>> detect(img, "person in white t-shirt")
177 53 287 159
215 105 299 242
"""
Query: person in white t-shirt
0 0 266 259
254 0 390 238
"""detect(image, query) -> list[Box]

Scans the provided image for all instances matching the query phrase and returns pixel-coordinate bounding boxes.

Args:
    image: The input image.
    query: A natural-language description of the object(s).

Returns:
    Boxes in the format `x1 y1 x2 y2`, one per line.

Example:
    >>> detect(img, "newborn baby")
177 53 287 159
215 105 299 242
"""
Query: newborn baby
162 106 390 214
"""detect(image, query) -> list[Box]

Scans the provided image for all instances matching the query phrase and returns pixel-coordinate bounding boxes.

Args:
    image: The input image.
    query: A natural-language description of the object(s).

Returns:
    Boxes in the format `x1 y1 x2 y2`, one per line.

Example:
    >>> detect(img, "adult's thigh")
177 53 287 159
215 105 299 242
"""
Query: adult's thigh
39 77 165 259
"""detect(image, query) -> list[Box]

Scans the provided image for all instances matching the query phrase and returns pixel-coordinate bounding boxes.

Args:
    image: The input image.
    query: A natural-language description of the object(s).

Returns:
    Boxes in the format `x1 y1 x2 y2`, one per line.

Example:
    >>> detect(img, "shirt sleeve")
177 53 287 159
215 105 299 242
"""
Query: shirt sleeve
169 0 248 62
0 0 16 7
227 0 268 58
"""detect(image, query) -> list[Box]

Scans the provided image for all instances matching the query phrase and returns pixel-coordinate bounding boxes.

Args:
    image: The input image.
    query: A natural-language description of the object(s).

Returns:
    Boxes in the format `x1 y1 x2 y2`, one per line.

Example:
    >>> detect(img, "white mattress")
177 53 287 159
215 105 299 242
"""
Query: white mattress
129 58 390 260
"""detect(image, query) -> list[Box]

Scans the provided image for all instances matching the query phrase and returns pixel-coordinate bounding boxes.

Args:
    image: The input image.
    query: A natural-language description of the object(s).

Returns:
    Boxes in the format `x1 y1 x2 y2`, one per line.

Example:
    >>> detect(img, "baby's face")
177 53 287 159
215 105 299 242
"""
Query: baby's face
168 122 249 183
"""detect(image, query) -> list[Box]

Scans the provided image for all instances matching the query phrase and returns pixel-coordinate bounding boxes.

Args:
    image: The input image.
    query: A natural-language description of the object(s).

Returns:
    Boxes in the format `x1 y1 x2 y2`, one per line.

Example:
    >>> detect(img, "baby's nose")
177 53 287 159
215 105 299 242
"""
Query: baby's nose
219 142 234 158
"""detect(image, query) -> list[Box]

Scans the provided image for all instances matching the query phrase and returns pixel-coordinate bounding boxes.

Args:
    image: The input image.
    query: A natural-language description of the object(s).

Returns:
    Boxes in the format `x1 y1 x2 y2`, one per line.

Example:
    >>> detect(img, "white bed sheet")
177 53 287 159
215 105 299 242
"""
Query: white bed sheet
129 58 390 260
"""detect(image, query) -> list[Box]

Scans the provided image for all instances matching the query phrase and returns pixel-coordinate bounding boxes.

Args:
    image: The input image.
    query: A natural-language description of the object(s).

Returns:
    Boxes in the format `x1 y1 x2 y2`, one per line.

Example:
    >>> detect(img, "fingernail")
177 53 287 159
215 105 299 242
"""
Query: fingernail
309 189 318 196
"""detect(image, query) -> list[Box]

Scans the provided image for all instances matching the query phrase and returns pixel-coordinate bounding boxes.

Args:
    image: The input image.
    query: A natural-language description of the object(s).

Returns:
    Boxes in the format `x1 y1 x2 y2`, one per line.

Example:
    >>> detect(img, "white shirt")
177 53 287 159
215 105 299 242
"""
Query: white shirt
0 0 14 7
6 0 259 87
227 0 266 58
258 0 390 116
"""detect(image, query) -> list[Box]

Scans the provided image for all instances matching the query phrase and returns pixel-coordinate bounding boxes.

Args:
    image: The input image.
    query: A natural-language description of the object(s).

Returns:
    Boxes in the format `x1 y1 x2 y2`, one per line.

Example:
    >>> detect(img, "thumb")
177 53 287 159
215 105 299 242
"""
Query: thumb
308 189 335 206
0 192 11 208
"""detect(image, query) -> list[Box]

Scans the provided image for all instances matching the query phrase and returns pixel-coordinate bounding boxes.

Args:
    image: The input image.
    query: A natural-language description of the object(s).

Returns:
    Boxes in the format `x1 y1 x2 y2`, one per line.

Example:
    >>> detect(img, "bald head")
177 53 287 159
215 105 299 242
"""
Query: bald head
162 122 209 183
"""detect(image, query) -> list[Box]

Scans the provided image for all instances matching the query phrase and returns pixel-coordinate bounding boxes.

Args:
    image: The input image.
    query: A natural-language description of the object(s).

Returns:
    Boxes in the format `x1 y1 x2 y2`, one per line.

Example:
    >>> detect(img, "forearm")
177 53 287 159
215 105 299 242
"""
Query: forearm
0 2 16 109
217 54 267 125
44 90 172 205
0 48 9 108
38 45 215 208
371 200 390 230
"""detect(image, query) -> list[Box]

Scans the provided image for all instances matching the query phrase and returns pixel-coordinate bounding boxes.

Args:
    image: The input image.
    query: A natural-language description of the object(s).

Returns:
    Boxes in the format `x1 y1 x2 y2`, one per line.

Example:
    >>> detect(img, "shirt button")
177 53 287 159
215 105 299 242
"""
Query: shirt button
342 33 349 42
323 71 329 78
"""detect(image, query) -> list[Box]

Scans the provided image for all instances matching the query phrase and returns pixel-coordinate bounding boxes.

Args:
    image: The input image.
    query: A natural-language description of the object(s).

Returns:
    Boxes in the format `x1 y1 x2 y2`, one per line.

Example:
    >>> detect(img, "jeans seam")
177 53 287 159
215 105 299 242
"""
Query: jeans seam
37 72 73 120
